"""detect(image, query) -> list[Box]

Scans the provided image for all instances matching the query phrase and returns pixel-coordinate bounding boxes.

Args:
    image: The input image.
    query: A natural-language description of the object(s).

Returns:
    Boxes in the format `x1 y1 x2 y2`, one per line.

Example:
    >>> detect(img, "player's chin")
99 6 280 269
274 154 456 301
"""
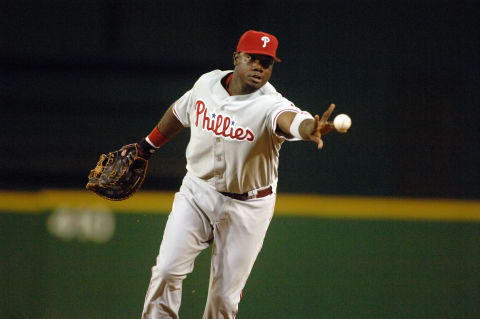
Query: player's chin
246 78 266 90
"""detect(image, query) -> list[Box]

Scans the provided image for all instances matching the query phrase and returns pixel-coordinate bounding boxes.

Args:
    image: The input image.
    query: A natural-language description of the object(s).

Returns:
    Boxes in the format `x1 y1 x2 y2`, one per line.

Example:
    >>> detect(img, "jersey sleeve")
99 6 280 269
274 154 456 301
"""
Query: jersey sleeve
267 98 313 141
172 89 193 127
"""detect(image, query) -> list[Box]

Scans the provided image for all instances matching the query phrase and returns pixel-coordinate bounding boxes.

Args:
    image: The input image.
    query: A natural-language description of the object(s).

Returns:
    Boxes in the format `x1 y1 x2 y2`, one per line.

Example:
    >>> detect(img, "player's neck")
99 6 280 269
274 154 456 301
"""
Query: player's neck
225 73 234 96
228 73 257 96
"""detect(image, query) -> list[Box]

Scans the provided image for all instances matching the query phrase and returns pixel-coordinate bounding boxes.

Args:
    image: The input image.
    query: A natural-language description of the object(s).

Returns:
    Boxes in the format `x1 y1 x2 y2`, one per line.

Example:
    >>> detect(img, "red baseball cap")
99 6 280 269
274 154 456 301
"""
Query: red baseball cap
236 30 282 62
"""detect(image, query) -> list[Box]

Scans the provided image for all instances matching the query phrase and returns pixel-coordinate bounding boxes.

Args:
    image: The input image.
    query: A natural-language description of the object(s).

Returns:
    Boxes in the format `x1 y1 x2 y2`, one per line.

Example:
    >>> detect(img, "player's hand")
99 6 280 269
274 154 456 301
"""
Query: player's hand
310 104 335 149
121 142 151 160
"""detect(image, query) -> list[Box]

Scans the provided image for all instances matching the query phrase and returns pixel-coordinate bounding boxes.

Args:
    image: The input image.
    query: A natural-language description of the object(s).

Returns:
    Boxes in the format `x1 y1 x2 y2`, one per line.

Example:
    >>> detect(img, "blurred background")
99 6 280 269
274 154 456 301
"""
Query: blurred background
1 0 479 318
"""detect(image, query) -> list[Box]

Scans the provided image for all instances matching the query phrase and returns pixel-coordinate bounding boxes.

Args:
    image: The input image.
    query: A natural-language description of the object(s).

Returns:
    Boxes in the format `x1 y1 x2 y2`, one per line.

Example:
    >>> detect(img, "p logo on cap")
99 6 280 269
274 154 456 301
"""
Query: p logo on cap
261 36 270 48
236 30 281 62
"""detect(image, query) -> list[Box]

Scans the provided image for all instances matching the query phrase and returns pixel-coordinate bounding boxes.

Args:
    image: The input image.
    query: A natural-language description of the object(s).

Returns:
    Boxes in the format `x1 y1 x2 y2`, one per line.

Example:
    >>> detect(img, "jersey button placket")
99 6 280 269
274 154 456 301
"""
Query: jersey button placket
213 135 226 191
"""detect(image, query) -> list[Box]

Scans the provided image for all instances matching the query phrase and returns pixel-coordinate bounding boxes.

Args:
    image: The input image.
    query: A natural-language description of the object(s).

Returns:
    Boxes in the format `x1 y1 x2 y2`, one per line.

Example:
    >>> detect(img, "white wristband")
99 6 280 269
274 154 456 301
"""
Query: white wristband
289 112 313 139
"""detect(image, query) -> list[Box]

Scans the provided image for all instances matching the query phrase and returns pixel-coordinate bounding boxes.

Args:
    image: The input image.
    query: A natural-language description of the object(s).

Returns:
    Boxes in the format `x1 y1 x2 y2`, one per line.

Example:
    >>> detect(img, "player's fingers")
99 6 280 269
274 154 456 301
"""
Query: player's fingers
313 114 321 132
310 128 323 149
320 104 335 123
317 137 324 149
320 122 335 135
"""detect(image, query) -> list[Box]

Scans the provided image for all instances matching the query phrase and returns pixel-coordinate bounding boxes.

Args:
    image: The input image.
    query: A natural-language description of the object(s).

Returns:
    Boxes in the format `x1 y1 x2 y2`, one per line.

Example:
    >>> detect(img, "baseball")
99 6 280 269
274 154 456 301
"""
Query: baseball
333 114 352 132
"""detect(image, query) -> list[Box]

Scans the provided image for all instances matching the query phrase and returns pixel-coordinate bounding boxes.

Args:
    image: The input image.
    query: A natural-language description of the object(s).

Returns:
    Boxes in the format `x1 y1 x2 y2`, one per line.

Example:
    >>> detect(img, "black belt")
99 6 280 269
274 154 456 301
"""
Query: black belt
220 186 273 201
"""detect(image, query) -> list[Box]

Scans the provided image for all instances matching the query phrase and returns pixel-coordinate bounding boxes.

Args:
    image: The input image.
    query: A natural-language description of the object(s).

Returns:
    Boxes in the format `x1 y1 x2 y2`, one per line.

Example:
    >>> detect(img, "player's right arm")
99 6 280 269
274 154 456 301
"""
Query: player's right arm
136 86 194 158
135 101 185 159
155 101 185 139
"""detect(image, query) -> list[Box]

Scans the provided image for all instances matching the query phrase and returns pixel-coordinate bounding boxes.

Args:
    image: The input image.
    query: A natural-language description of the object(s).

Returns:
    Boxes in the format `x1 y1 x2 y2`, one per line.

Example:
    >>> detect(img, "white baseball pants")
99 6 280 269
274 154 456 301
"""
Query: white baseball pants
142 172 275 319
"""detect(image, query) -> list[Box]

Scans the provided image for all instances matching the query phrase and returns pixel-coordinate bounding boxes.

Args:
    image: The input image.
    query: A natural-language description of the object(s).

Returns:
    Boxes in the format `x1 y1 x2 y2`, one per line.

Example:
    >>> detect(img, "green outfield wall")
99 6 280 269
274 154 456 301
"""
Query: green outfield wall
1 191 479 319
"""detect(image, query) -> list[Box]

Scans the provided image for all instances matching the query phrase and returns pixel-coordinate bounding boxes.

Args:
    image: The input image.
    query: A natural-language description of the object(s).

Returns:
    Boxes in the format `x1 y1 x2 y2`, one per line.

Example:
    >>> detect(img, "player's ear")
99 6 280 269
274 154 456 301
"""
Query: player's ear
233 51 240 66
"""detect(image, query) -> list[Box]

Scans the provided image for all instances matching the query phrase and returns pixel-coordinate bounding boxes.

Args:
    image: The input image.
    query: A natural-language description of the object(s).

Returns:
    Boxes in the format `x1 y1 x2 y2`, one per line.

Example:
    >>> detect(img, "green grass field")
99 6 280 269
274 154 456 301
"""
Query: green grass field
1 191 479 318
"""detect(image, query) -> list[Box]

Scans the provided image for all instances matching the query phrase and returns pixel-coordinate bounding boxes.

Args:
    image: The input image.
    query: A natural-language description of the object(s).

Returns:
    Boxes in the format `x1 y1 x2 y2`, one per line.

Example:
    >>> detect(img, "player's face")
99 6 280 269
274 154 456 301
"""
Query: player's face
234 52 274 93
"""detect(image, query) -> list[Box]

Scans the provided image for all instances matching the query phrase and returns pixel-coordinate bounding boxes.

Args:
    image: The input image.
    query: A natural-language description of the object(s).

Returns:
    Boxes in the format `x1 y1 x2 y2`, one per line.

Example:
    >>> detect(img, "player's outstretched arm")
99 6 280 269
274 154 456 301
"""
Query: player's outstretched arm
277 104 336 149
303 104 336 149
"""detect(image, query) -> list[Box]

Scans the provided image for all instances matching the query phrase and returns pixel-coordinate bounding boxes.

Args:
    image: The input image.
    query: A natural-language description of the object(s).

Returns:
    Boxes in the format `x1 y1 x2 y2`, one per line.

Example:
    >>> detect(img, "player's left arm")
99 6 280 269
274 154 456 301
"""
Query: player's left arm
276 104 336 149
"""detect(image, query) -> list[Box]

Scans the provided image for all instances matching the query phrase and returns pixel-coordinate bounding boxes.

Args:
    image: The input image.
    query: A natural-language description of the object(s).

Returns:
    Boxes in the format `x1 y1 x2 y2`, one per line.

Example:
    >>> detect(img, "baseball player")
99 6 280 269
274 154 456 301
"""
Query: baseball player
136 30 337 319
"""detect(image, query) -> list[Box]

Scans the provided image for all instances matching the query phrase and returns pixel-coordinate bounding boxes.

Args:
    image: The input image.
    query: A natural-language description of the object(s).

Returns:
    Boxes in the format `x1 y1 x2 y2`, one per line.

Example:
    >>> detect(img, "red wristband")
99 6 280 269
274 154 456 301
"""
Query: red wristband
146 126 169 148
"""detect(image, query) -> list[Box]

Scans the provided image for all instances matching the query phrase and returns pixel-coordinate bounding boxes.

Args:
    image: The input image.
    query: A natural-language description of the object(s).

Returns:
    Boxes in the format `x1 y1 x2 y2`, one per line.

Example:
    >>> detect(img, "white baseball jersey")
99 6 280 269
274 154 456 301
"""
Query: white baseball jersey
172 69 304 194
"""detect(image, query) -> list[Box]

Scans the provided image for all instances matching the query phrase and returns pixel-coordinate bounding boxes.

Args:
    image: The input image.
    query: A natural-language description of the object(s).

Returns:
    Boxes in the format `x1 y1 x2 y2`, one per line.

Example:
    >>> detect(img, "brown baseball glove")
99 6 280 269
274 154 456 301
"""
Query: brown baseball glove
86 144 148 201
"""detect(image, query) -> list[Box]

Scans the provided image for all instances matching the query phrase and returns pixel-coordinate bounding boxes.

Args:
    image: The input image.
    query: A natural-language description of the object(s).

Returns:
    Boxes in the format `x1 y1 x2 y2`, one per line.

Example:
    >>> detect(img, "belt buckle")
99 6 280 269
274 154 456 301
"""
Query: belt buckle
247 189 258 200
